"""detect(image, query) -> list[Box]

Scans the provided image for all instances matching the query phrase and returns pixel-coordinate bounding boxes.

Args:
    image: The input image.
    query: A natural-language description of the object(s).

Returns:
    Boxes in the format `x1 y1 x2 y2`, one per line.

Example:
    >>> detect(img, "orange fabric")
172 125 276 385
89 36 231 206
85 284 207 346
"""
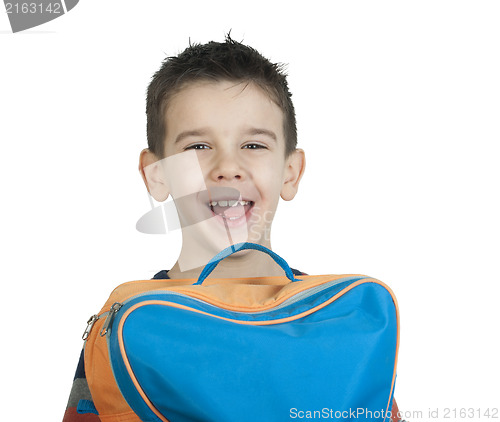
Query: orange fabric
63 407 100 422
98 412 143 422
99 274 364 312
84 312 139 420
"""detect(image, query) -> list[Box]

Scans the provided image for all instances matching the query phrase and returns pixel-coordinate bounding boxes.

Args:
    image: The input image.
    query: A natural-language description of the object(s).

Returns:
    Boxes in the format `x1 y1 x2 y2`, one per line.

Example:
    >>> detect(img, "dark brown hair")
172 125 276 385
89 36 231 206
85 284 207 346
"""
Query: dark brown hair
146 35 297 158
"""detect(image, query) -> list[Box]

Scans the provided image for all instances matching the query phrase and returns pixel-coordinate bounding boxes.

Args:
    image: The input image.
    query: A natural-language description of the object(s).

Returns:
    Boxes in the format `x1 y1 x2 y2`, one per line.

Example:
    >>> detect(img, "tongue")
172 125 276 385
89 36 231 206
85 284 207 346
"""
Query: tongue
213 203 247 219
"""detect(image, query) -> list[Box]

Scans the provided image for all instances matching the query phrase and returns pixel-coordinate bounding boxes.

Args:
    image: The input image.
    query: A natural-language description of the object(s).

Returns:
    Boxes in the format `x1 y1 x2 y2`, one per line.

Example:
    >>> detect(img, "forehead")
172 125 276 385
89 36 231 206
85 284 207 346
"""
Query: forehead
164 80 285 143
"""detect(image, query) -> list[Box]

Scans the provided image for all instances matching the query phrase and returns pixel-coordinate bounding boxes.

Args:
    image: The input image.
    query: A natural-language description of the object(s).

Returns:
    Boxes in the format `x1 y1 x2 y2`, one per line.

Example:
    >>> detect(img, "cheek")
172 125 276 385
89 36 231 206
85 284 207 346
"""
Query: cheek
253 160 285 198
163 150 207 198
169 176 205 199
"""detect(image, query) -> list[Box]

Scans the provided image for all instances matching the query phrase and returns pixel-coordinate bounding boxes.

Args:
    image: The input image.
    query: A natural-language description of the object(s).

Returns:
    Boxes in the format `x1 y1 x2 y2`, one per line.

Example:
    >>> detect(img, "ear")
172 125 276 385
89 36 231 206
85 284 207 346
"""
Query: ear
138 149 169 202
280 148 306 201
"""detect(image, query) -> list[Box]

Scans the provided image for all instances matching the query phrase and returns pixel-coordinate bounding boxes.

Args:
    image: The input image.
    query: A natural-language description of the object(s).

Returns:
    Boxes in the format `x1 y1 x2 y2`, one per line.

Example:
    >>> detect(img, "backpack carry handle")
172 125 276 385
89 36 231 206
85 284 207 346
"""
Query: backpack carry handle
194 242 300 285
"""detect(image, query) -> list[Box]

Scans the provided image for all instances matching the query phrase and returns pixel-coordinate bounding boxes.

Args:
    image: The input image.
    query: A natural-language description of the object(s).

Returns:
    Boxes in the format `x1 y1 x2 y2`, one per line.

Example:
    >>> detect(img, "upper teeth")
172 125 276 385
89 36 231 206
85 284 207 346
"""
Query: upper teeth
209 200 251 207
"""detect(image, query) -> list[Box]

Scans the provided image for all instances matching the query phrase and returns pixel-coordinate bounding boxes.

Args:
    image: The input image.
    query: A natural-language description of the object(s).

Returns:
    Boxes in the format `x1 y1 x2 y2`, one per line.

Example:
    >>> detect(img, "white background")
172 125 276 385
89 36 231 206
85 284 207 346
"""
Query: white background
1 1 499 420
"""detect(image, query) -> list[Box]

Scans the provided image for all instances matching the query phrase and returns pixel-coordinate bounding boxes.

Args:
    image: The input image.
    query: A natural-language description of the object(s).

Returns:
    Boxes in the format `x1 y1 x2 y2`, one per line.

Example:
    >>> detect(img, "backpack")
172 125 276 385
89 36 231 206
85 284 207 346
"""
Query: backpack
83 242 399 422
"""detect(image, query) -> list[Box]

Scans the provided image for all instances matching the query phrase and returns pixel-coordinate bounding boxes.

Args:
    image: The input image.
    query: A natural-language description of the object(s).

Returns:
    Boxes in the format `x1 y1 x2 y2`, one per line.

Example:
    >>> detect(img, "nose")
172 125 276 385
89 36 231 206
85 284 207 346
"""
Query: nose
208 149 244 182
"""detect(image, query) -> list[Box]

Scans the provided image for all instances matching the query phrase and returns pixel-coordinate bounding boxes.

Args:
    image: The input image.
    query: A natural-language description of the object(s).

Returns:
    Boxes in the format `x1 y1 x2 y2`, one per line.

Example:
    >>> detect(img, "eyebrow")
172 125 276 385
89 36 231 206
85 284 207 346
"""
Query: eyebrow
174 127 278 144
174 129 210 144
244 128 277 142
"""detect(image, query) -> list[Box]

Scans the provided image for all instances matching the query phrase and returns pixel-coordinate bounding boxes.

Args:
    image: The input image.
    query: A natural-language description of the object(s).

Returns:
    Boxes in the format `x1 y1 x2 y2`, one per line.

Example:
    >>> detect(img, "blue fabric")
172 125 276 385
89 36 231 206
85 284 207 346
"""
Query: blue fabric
73 349 85 380
108 279 398 422
76 399 98 415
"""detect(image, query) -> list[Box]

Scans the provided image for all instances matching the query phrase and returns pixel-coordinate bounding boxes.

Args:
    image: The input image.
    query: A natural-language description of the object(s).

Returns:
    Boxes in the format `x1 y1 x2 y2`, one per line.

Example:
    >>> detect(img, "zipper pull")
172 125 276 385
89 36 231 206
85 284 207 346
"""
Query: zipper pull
82 314 98 340
100 302 123 337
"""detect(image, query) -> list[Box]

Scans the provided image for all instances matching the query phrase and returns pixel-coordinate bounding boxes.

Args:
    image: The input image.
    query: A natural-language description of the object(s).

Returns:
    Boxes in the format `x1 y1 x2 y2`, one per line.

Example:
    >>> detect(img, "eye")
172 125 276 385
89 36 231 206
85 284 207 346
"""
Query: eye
185 143 210 150
243 143 267 150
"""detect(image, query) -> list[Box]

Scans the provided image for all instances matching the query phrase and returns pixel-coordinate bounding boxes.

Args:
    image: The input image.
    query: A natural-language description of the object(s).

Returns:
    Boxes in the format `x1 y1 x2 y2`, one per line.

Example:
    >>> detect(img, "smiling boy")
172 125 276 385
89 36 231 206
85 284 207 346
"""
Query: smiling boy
63 35 401 422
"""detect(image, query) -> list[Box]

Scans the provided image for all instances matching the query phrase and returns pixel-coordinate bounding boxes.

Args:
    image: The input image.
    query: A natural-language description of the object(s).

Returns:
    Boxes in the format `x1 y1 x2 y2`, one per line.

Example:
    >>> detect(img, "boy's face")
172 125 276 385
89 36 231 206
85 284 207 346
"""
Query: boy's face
142 80 304 265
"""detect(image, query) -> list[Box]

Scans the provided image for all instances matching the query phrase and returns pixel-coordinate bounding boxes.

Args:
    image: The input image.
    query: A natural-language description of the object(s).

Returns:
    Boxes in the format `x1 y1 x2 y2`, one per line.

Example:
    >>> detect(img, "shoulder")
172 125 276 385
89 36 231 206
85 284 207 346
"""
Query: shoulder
152 269 170 279
291 268 307 276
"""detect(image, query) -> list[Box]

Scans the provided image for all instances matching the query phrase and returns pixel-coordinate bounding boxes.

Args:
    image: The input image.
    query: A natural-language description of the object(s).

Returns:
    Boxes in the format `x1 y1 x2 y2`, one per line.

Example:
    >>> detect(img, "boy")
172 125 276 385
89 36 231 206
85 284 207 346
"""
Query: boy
63 35 400 421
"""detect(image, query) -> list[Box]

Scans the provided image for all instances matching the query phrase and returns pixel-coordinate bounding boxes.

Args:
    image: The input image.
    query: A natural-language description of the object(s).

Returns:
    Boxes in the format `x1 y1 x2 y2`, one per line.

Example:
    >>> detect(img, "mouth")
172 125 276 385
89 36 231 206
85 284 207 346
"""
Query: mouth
208 199 255 220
